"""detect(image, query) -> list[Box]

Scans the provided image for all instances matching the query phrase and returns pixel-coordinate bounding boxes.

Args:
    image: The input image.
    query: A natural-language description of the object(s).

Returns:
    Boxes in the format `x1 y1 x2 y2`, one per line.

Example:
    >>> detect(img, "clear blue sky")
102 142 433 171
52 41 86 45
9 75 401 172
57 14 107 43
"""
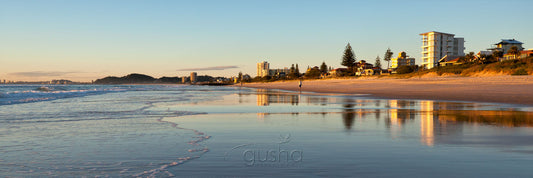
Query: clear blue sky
1 0 532 82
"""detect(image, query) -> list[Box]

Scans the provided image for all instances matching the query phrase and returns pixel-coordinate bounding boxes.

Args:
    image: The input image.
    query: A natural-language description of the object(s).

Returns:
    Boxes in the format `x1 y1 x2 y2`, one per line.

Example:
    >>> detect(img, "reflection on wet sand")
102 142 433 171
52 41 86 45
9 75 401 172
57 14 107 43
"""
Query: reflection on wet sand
420 100 435 146
436 110 533 127
250 89 533 148
256 89 300 106
342 98 356 130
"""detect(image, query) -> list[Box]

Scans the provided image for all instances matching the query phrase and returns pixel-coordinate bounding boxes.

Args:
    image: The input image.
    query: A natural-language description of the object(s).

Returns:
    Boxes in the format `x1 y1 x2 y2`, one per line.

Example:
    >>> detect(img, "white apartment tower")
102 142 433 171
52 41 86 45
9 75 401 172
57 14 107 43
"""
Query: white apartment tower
190 72 197 84
257 61 269 77
420 31 465 69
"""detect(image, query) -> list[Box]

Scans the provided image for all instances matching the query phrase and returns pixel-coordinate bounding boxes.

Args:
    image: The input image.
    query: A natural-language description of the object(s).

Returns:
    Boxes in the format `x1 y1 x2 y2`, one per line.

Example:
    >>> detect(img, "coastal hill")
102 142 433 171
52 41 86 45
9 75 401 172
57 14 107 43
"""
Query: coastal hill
93 73 219 84
94 73 154 84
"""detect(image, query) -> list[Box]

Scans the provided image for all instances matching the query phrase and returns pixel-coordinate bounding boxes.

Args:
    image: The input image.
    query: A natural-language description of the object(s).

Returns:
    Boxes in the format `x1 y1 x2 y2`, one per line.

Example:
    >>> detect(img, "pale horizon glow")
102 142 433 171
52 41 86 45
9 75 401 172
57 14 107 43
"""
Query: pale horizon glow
1 0 532 82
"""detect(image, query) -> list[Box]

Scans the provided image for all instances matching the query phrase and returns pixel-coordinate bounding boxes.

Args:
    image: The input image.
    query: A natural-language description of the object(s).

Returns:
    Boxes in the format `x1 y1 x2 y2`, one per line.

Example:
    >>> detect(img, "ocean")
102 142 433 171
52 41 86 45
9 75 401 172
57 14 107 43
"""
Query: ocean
1 84 533 177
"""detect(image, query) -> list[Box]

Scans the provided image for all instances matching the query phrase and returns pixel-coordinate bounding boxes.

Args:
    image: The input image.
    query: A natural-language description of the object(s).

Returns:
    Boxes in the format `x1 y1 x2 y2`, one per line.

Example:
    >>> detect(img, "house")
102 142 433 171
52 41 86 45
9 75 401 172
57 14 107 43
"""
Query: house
488 39 524 54
476 51 492 58
502 49 533 61
361 67 383 76
363 69 376 75
355 60 374 76
329 68 348 77
503 53 519 61
439 57 462 66
520 50 533 58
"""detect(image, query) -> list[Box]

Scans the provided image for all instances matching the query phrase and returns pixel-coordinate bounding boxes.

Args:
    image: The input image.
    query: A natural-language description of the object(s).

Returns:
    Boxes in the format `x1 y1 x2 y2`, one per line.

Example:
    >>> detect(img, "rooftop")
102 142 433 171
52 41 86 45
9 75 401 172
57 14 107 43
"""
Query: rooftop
495 39 523 45
419 31 455 36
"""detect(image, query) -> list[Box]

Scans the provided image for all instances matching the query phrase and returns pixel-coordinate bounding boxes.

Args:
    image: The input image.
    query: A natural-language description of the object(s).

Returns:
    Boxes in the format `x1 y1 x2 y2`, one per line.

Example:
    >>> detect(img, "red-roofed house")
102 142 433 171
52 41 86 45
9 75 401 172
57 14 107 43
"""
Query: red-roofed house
440 57 462 66
520 50 533 58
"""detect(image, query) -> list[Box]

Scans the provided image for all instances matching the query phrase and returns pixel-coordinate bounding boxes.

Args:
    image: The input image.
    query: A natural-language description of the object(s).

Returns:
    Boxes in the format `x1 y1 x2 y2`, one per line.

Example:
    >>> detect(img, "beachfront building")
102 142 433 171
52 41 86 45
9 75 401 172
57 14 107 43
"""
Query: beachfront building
391 51 415 69
355 60 375 76
488 39 524 54
328 68 348 77
439 57 462 66
190 72 197 84
420 31 465 69
521 50 533 58
257 61 269 77
269 68 290 77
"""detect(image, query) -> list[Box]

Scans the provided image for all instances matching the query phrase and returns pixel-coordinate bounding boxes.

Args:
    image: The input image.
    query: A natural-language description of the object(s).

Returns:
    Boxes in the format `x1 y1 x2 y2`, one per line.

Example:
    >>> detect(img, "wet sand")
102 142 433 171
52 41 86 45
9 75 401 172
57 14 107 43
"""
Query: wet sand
243 76 533 106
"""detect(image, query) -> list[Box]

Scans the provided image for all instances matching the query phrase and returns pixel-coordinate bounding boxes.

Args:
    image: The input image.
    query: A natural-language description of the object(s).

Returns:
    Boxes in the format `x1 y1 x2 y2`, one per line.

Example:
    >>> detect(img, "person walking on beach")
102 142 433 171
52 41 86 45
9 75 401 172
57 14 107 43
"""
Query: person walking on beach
298 79 302 93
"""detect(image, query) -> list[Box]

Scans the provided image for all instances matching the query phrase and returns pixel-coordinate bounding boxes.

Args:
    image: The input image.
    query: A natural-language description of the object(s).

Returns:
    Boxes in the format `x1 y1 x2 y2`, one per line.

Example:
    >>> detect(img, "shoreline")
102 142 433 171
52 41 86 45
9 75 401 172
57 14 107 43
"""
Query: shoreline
241 75 533 106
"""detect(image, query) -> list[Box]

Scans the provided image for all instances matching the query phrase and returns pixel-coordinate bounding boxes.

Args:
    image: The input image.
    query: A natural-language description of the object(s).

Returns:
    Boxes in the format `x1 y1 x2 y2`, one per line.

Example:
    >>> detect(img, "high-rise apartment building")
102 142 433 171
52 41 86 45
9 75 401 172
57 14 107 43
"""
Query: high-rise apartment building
257 61 269 77
190 72 197 84
420 31 465 69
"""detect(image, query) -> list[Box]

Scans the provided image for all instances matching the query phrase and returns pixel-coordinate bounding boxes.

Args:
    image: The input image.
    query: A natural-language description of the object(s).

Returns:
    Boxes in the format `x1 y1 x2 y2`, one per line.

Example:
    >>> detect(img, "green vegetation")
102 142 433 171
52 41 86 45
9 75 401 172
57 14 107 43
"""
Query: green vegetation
304 67 321 79
94 73 222 84
246 45 532 84
383 48 393 69
396 65 416 74
375 55 382 69
320 62 328 74
392 56 533 78
492 50 503 58
341 43 356 73
508 46 521 59
513 68 528 75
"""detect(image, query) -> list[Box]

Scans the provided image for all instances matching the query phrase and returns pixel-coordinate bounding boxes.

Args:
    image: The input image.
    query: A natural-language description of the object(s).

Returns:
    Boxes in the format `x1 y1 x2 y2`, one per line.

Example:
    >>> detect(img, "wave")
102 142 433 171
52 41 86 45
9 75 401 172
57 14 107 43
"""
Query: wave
0 85 128 105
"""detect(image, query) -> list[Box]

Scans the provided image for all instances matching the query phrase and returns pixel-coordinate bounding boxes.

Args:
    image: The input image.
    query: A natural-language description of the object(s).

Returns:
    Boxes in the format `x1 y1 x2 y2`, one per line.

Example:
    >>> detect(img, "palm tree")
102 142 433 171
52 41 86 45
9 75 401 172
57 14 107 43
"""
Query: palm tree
507 46 521 59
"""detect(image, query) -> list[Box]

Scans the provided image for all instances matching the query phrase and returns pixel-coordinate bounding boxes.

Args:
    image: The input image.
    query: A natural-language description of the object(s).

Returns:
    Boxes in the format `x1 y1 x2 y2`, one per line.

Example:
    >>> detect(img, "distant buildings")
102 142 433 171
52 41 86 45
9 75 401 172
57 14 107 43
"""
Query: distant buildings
257 61 269 77
50 79 73 85
488 39 524 54
190 72 197 84
420 31 465 69
256 61 292 77
391 51 415 69
269 68 290 77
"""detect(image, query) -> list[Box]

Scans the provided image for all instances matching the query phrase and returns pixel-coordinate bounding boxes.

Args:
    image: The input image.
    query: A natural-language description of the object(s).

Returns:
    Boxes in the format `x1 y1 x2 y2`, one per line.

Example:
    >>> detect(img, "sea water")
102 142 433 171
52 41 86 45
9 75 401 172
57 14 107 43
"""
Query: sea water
1 85 533 177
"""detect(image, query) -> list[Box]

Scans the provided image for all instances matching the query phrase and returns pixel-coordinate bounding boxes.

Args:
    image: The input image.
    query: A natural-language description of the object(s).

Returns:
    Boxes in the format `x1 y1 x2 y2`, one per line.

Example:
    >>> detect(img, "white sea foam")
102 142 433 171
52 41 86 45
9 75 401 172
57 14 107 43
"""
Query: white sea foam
0 85 128 105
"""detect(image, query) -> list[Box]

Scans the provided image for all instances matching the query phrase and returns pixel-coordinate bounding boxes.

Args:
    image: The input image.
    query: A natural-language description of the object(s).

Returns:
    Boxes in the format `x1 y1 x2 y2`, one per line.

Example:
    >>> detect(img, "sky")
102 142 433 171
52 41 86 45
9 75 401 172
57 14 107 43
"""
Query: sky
1 0 532 82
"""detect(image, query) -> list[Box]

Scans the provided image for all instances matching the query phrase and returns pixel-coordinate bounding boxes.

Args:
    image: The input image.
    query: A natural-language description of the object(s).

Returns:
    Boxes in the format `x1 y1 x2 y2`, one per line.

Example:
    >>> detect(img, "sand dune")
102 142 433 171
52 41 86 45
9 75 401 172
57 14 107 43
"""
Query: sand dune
243 75 533 106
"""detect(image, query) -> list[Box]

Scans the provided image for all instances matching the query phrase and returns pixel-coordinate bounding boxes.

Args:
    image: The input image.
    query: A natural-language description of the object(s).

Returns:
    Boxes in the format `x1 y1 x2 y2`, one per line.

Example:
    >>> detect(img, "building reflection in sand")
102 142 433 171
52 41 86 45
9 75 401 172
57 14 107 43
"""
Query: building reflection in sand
248 89 533 148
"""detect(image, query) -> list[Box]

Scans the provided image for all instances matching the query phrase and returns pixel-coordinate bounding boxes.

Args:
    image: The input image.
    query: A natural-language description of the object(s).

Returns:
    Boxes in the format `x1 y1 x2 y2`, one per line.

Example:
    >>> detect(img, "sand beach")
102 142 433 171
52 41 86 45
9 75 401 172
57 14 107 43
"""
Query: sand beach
243 75 533 105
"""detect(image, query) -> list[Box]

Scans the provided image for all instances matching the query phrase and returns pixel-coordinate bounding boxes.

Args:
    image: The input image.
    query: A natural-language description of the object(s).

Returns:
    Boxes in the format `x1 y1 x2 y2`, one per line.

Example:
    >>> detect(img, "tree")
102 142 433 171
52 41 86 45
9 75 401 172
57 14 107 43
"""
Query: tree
238 71 243 83
465 52 475 62
341 43 356 73
508 46 521 59
383 48 393 69
492 50 503 59
320 61 328 74
295 64 300 77
288 64 297 79
304 67 321 79
374 55 382 69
